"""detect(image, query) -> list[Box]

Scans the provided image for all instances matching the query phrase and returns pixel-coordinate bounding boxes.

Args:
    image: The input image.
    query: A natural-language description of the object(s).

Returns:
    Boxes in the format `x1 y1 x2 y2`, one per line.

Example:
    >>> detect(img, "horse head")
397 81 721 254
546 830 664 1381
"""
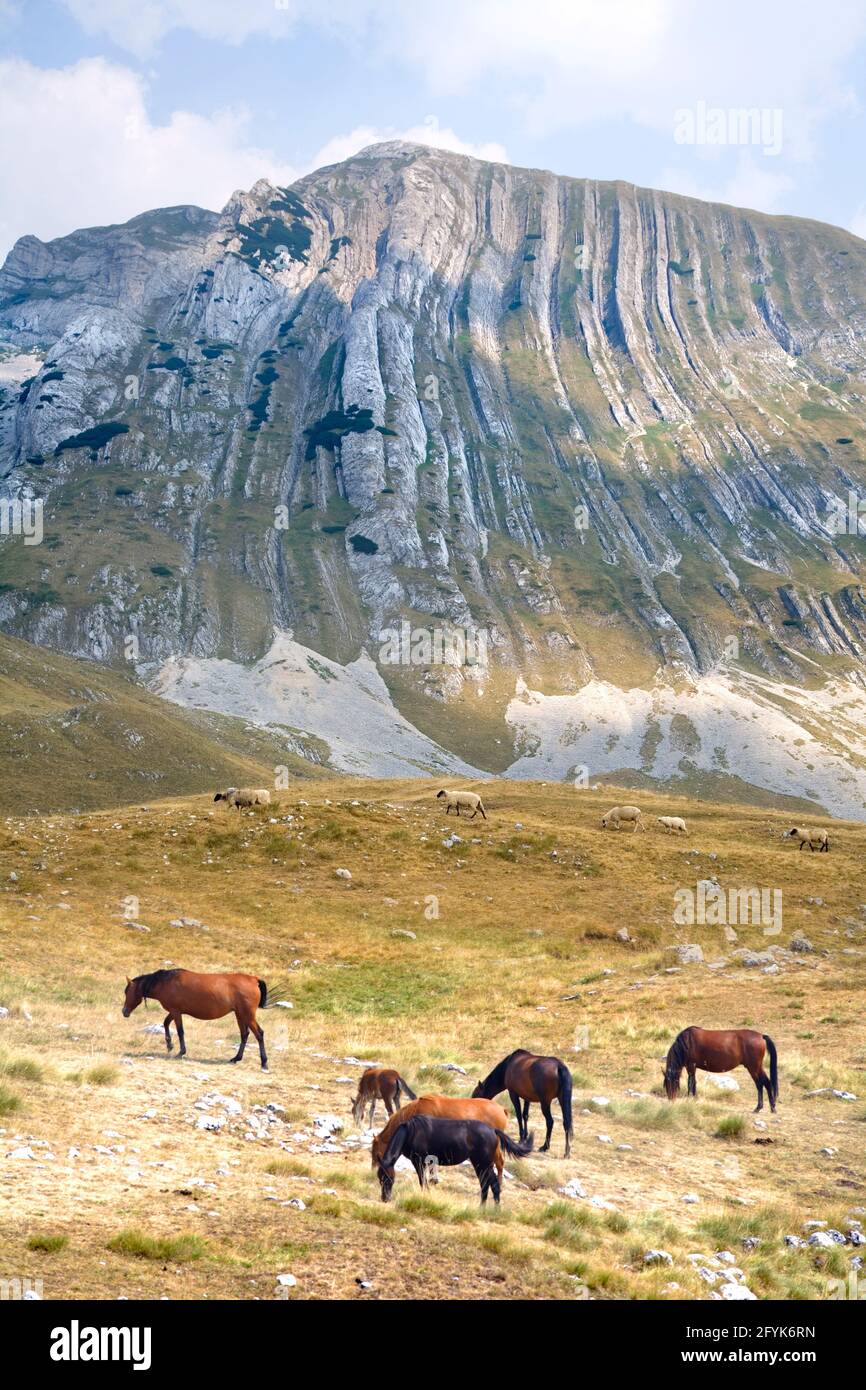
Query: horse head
663 1057 681 1100
377 1163 395 1202
121 976 144 1018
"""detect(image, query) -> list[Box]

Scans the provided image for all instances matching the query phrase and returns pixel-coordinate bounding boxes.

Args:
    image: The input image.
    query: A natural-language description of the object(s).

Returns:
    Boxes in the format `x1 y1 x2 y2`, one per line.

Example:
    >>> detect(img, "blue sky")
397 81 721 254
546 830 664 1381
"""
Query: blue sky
1 0 865 260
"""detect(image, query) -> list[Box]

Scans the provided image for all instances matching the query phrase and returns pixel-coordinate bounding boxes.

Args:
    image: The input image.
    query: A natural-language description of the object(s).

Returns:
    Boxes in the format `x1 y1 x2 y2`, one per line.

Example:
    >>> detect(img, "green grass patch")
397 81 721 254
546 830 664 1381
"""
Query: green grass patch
107 1229 206 1262
27 1233 69 1253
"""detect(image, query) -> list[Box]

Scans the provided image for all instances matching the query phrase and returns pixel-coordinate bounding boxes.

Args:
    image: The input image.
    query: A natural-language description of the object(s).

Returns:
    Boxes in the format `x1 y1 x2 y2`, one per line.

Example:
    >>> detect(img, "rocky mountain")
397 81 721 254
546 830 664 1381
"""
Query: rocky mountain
2 142 866 811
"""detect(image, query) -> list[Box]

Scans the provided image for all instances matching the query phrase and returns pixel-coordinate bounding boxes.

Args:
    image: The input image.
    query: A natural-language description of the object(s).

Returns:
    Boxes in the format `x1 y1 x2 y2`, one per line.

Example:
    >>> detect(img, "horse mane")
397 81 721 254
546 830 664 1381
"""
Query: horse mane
134 968 181 998
480 1049 528 1093
666 1028 690 1072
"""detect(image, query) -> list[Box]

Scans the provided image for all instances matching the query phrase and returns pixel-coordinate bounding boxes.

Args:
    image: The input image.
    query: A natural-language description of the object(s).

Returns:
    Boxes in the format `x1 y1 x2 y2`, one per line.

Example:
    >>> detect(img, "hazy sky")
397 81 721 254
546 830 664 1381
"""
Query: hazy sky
1 0 865 260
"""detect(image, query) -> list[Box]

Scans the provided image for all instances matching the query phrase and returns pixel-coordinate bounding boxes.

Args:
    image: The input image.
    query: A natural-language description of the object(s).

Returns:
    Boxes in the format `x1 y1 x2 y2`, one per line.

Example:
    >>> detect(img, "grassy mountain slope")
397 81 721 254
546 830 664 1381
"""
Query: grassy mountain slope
0 633 323 811
0 780 863 1299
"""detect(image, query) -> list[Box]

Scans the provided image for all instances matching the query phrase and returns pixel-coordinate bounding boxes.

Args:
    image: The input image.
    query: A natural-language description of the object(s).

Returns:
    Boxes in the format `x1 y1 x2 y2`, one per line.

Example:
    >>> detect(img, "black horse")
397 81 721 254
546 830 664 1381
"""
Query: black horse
473 1049 574 1156
376 1115 533 1204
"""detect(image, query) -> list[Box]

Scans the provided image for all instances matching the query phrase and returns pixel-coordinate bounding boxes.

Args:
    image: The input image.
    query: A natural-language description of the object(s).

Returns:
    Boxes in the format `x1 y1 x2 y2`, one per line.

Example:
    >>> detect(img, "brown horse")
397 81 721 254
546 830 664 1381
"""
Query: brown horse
122 968 269 1070
371 1095 508 1170
664 1026 778 1111
352 1067 417 1127
473 1049 573 1156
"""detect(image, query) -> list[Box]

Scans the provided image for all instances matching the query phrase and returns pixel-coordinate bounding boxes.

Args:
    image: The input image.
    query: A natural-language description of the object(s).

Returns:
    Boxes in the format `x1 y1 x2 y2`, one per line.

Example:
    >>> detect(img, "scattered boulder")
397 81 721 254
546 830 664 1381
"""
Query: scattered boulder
789 934 814 953
644 1250 673 1265
335 868 352 881
733 949 775 968
666 944 704 965
717 1282 757 1301
559 1178 588 1200
704 1074 739 1092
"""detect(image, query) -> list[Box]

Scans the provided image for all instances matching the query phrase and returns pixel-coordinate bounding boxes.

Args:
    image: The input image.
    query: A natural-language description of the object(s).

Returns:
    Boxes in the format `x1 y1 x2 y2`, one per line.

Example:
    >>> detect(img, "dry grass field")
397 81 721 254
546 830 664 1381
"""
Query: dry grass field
1 779 864 1301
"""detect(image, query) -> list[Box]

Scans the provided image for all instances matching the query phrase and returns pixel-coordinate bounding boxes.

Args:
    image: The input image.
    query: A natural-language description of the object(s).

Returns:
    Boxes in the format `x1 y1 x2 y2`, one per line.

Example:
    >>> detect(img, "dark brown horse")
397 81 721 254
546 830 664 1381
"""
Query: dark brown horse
664 1026 778 1111
376 1115 533 1204
473 1049 573 1156
371 1096 509 1170
352 1067 417 1127
122 968 269 1069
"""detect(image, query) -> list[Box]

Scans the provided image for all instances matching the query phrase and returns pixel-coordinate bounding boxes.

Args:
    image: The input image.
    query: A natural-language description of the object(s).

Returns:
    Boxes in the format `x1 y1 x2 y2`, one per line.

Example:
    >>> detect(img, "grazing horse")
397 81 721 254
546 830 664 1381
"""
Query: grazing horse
371 1095 509 1170
376 1115 533 1204
664 1026 778 1112
122 968 269 1070
473 1049 574 1156
352 1067 417 1127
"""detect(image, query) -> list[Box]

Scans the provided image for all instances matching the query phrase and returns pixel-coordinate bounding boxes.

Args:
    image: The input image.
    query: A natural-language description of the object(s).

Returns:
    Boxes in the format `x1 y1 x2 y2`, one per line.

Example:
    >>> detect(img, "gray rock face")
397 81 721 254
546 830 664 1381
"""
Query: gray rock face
3 142 866 789
666 943 704 964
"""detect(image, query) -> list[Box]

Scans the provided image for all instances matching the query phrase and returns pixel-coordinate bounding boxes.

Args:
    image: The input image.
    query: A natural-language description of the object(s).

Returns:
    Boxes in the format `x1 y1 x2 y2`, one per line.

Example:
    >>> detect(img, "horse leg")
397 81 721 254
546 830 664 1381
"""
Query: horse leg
414 1156 428 1190
368 1099 376 1128
231 1011 248 1064
522 1098 531 1137
162 1013 173 1053
174 1013 186 1059
494 1145 504 1202
540 1099 554 1152
509 1089 524 1139
687 1066 697 1098
250 1018 267 1070
475 1160 495 1205
753 1070 764 1111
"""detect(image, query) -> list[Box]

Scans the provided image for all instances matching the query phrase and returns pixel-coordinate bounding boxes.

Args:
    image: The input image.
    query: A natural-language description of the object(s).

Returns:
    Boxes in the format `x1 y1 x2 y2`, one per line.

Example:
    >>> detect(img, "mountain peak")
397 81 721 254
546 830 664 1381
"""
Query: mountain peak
2 146 866 810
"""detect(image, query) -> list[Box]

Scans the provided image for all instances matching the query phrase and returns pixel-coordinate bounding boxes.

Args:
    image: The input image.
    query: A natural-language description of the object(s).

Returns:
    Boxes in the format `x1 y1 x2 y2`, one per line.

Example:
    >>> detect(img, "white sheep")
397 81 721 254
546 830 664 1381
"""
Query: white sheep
657 815 687 834
436 789 487 819
601 805 644 832
214 787 272 810
785 826 829 853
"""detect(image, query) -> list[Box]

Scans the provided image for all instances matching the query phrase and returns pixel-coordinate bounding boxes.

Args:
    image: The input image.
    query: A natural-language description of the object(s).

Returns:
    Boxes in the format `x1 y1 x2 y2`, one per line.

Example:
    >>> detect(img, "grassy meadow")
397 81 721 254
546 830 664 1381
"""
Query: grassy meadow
0 779 864 1300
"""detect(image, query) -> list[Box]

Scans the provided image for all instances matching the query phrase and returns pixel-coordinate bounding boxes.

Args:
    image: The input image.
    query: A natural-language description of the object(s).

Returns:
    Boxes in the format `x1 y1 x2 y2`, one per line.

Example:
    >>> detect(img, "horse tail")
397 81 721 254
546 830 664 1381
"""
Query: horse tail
496 1129 534 1158
557 1061 574 1140
397 1075 417 1102
763 1034 778 1101
258 979 268 1009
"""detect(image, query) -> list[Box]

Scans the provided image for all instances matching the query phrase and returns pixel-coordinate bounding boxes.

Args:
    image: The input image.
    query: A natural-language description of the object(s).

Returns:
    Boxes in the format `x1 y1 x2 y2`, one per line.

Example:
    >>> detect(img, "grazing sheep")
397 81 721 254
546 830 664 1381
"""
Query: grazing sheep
786 826 829 853
657 815 687 834
601 805 644 832
213 787 272 810
436 789 486 819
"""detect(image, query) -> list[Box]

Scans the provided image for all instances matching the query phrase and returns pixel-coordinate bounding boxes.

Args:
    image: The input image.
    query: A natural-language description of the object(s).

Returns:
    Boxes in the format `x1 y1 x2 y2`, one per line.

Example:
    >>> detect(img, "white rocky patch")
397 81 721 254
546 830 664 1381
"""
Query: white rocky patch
151 630 485 780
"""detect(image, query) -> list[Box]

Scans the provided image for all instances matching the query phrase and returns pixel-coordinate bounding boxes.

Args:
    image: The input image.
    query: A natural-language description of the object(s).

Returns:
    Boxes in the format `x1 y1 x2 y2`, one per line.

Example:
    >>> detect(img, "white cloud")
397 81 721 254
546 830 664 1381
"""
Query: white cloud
0 58 506 262
57 1 866 166
0 57 296 260
309 117 507 169
363 0 864 159
59 0 297 58
655 153 796 216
